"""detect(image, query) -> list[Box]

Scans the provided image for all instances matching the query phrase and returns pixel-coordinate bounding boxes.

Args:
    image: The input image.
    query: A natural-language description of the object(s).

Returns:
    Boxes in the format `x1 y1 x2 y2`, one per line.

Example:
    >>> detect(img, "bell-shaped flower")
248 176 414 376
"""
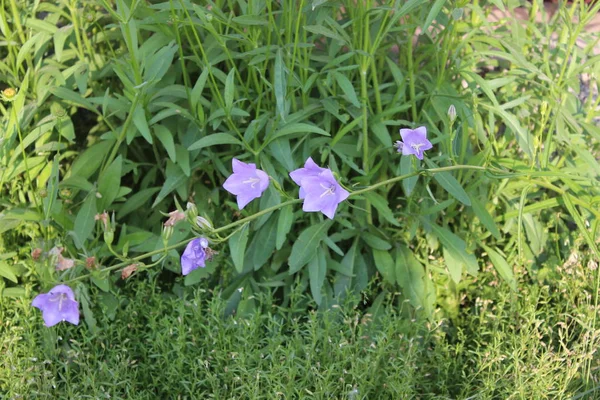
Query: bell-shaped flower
31 284 80 327
289 157 327 199
223 158 269 210
290 161 349 219
395 126 432 160
181 237 210 275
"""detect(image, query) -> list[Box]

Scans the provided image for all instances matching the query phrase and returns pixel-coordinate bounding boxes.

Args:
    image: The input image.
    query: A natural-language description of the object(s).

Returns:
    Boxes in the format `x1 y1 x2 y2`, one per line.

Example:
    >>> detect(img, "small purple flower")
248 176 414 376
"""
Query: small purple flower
290 160 349 219
31 284 79 327
289 157 327 199
181 237 209 275
223 158 270 210
395 126 432 160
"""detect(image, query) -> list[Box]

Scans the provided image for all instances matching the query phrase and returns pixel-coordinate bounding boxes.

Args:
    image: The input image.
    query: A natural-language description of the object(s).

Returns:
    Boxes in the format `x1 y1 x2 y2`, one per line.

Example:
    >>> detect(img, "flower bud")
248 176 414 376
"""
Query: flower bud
448 105 457 123
162 225 173 244
186 202 198 220
104 230 114 245
121 263 138 279
2 88 16 101
50 102 67 118
59 188 72 199
196 216 213 231
38 189 48 198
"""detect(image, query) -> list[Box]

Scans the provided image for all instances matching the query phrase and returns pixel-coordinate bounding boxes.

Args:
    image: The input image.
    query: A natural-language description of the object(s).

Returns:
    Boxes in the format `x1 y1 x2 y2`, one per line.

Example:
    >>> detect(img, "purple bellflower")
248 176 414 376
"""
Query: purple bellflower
290 160 349 219
181 237 209 275
223 158 270 210
289 157 327 199
395 126 432 160
32 284 80 327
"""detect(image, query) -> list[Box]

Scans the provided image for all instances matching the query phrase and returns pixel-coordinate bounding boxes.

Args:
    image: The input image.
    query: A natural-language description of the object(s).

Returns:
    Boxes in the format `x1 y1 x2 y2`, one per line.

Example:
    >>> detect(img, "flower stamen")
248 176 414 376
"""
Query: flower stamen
320 183 336 198
243 177 260 188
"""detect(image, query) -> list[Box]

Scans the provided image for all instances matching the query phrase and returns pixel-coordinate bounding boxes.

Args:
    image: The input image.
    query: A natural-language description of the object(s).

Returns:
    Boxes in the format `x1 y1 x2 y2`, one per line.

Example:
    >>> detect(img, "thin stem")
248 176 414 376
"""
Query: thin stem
61 165 491 285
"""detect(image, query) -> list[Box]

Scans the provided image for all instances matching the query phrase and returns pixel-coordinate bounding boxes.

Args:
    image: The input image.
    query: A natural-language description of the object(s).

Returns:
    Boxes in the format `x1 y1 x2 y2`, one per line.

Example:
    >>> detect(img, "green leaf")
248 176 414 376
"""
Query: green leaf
188 133 242 151
562 194 600 260
175 145 190 177
427 221 478 282
153 125 177 162
304 25 347 45
288 221 332 274
395 245 435 316
69 140 114 180
308 247 327 306
43 157 60 220
362 192 399 226
0 261 18 283
481 245 517 291
224 69 235 111
426 160 471 206
339 240 358 276
152 163 186 207
232 15 268 25
91 274 110 292
118 187 160 218
229 224 250 274
74 193 97 247
400 156 418 196
332 71 360 108
274 49 287 120
471 196 501 240
269 123 330 143
362 232 391 250
251 217 278 270
78 286 98 333
132 103 153 144
51 87 96 111
276 205 294 250
97 156 122 210
373 248 395 284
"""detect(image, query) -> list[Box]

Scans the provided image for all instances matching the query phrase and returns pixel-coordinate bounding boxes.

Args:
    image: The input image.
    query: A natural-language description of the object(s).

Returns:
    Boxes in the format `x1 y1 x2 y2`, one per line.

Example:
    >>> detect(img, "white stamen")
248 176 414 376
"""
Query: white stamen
49 293 67 311
320 183 336 198
410 143 424 156
243 177 260 188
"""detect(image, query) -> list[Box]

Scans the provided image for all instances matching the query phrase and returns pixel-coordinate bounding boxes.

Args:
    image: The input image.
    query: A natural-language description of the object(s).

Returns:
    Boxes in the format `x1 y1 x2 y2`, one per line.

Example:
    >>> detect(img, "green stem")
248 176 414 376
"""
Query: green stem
61 165 490 285
407 27 418 122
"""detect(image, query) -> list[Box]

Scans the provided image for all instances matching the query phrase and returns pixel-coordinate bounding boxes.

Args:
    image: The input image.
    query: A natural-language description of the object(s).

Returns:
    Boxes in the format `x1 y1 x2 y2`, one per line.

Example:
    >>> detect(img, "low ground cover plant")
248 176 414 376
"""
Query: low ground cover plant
1 0 600 397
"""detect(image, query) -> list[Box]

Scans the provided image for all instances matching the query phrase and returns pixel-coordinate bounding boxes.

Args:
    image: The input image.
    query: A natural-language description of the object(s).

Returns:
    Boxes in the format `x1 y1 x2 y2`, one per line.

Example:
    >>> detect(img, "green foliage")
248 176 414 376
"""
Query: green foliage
1 272 600 399
0 0 599 358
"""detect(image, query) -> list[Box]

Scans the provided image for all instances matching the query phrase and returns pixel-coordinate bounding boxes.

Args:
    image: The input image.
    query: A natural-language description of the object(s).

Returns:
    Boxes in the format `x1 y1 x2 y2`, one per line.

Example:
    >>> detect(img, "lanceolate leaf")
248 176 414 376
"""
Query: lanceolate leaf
274 49 287 120
395 245 435 316
276 205 294 250
229 224 250 274
426 221 478 283
308 246 327 305
288 221 332 274
74 193 97 247
481 244 517 291
97 155 122 210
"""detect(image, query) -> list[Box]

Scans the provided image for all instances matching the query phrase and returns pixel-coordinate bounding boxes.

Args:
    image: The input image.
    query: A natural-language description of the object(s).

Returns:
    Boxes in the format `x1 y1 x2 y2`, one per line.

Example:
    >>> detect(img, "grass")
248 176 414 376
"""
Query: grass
2 259 600 399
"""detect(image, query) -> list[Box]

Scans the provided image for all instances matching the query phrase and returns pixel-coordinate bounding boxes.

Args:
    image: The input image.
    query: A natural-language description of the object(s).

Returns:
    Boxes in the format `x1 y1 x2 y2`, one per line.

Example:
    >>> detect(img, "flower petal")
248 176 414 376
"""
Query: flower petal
414 126 427 138
336 186 350 202
232 158 255 174
61 300 80 325
42 307 63 327
236 192 257 210
223 173 250 195
32 293 49 310
255 169 270 192
50 284 75 301
320 200 339 219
